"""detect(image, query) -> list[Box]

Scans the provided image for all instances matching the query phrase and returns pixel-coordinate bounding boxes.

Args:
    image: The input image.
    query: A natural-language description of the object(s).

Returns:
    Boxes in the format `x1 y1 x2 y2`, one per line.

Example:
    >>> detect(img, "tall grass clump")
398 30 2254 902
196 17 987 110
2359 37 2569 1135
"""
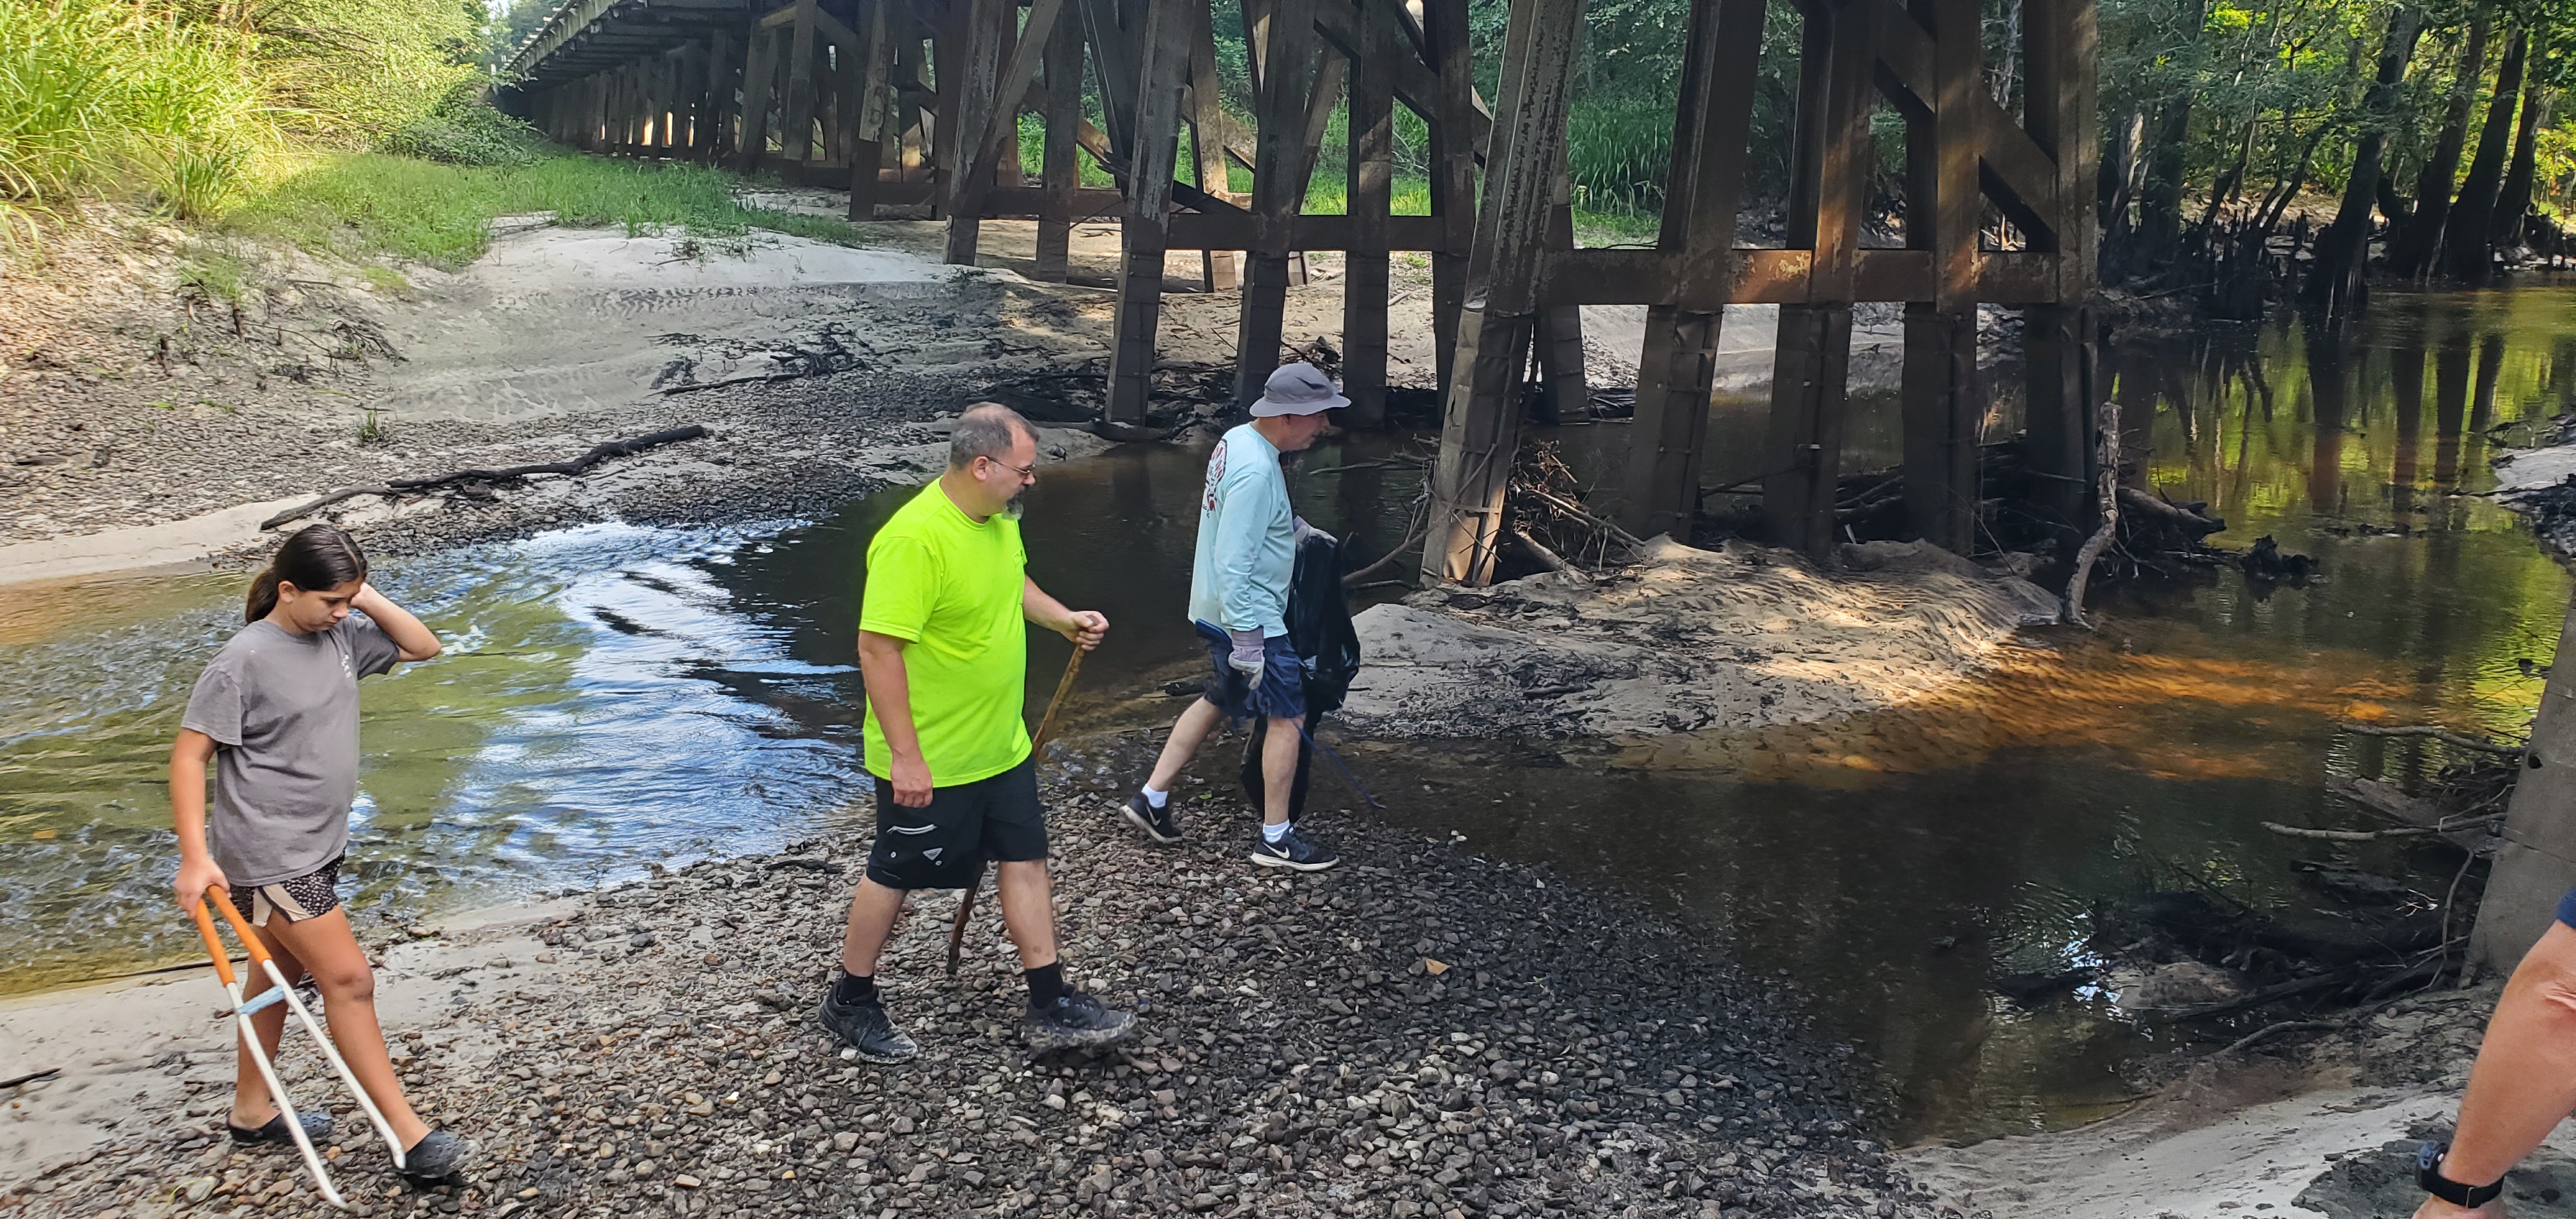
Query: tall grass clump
0 0 473 246
231 151 871 270
0 0 272 237
1565 96 1673 218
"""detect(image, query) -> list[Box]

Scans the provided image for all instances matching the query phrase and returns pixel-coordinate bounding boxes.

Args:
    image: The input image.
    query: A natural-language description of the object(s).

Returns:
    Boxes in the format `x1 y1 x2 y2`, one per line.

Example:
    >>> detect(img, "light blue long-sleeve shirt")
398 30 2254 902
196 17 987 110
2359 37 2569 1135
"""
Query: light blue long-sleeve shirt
1187 424 1293 638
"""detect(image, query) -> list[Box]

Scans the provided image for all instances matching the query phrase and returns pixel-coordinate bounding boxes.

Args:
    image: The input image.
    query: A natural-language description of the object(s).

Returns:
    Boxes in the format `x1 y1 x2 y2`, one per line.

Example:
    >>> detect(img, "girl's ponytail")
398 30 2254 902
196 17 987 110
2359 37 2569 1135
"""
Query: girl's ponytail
245 568 286 624
245 524 370 624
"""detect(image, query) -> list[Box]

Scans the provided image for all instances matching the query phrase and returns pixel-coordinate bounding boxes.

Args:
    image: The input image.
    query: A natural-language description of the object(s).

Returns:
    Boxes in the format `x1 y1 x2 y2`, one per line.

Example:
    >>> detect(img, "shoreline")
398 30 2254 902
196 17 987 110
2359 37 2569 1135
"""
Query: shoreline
1 760 1929 1219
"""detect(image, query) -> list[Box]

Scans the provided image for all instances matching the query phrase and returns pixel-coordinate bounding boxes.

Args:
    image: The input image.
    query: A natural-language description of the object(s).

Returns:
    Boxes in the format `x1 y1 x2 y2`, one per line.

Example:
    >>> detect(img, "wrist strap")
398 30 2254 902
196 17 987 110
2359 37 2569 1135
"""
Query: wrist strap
2419 1144 2504 1208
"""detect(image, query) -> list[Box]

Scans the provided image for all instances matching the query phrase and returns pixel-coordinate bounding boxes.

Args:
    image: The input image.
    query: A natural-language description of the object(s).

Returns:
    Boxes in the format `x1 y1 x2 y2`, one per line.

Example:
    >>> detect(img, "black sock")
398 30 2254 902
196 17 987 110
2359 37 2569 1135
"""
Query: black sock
832 972 878 1008
1025 962 1067 1009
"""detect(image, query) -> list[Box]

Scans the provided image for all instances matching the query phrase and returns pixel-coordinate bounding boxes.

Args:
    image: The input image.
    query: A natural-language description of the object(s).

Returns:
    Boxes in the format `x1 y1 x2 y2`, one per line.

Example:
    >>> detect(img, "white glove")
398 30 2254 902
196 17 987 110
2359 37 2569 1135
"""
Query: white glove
1293 516 1335 545
1227 629 1266 689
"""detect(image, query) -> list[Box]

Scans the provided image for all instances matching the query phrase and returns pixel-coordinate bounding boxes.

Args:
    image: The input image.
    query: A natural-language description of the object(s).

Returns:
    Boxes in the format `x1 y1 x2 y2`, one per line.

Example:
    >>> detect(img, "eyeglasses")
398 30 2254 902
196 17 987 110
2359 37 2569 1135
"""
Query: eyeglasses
984 455 1038 481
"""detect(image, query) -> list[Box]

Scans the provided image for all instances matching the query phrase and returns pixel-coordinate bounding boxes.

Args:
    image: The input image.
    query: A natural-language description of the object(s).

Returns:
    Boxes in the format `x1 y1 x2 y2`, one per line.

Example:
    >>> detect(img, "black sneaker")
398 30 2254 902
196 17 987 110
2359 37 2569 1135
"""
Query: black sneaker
1022 990 1136 1054
398 1129 478 1181
1124 793 1183 844
1250 825 1338 871
818 989 919 1064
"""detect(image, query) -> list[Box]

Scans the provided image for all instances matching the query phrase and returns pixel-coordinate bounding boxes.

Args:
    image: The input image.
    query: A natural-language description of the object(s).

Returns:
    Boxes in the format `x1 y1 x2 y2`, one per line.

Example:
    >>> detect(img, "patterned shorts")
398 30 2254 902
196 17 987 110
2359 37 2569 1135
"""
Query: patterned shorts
227 856 344 928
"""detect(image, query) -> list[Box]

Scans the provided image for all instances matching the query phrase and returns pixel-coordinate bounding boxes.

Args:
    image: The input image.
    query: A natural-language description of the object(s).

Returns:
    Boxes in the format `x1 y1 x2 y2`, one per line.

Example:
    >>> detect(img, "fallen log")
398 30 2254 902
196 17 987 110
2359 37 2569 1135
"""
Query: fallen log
2116 486 2227 539
260 425 711 530
2340 723 2524 756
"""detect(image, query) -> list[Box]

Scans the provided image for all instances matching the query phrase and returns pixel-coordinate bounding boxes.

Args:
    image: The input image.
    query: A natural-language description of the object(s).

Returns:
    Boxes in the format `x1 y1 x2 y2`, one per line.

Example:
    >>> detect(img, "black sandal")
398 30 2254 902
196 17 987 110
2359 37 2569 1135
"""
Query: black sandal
227 1111 334 1145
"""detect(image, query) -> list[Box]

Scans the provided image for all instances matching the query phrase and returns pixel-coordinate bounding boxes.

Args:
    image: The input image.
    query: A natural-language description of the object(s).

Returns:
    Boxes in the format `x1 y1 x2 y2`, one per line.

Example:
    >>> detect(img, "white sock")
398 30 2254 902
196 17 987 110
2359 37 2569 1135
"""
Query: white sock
1262 820 1292 844
1142 786 1169 809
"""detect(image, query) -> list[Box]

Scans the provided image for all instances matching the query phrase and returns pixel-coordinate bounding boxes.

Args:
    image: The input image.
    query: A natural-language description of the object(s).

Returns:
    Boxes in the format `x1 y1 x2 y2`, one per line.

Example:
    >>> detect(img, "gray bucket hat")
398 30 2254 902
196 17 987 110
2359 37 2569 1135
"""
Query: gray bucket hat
1250 362 1351 417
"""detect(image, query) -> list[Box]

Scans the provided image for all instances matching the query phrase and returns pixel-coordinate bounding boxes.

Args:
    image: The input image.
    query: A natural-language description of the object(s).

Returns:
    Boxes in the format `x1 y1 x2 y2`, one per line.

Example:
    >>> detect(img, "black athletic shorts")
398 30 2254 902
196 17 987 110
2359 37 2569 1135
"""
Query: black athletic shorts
865 756 1047 890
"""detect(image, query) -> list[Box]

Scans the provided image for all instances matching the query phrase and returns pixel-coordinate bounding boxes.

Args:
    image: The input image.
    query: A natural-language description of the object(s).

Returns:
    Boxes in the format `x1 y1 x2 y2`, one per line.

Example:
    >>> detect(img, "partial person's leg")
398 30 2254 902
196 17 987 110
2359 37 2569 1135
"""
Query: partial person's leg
263 907 432 1150
2419 920 2576 1211
838 879 908 977
229 912 304 1129
1146 698 1225 791
1259 714 1305 827
994 860 1059 969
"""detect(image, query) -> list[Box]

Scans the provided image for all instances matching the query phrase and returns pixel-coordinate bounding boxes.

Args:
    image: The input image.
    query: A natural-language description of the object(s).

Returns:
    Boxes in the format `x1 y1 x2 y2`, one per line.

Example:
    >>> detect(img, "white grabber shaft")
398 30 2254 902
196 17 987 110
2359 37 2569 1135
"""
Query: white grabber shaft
192 895 409 1209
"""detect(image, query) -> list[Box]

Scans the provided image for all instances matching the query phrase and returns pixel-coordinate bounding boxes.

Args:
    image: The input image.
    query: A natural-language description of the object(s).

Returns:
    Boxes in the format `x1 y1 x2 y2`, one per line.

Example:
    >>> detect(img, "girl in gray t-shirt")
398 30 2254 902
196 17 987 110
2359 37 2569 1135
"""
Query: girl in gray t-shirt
170 524 474 1181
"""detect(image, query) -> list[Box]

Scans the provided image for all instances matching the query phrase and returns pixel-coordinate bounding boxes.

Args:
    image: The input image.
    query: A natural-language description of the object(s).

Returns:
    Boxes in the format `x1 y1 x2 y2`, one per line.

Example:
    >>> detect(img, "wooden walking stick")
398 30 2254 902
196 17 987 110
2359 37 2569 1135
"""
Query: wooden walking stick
948 647 1085 974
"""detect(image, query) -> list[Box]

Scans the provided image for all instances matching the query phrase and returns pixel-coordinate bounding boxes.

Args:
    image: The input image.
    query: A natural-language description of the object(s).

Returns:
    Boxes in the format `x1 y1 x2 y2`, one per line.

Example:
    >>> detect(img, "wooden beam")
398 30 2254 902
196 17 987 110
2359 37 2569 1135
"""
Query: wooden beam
1186 0 1241 289
1077 0 1140 157
1103 0 1193 422
1422 0 1584 586
1312 0 1492 165
1623 0 1765 540
1423 0 1474 395
736 22 778 171
1344 4 1395 427
1233 0 1322 409
1764 0 1873 558
942 0 1014 262
779 0 821 162
1034 8 1084 280
1898 0 1981 553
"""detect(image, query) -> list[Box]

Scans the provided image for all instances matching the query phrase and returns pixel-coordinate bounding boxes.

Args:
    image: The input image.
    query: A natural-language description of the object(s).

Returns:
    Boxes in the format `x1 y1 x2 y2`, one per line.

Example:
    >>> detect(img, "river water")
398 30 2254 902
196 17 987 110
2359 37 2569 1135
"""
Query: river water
3 286 2570 1144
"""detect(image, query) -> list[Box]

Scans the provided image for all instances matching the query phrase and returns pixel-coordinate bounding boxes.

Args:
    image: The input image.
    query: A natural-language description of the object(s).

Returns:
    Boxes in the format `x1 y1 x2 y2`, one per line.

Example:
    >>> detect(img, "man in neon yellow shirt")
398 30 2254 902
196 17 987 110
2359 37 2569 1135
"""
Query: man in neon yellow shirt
818 402 1134 1061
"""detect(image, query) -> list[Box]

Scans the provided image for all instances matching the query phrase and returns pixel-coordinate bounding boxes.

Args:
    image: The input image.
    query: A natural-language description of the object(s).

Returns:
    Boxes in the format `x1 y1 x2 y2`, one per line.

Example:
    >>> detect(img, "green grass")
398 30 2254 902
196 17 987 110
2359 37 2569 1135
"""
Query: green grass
227 150 868 270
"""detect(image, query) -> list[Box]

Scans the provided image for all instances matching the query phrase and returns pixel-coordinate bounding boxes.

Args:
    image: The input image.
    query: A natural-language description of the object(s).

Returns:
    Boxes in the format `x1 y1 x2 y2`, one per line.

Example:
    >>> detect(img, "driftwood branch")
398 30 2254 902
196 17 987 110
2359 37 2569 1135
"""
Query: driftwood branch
2116 486 2227 538
0 1068 60 1089
2260 814 2501 842
2340 723 2525 756
260 425 711 530
1519 487 1644 550
2223 1019 2345 1054
2065 398 2123 629
1511 528 1572 573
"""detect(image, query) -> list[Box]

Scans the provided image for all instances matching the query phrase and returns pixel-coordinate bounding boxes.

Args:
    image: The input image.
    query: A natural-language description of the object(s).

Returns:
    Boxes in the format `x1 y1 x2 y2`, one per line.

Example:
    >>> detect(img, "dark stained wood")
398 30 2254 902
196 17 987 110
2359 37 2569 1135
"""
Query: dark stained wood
1897 0 1981 552
735 22 777 171
1422 0 1583 585
1184 0 1241 290
780 0 821 162
1103 0 1193 422
1034 10 1084 280
1420 0 1473 397
1342 4 1394 427
1232 0 1319 409
1622 0 1765 541
941 0 1015 263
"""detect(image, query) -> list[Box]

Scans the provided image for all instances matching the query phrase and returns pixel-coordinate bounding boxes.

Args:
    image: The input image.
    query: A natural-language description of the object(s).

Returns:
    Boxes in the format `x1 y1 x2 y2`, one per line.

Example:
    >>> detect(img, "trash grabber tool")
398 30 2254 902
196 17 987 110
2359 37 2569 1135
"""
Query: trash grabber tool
949 647 1085 974
191 893 408 1208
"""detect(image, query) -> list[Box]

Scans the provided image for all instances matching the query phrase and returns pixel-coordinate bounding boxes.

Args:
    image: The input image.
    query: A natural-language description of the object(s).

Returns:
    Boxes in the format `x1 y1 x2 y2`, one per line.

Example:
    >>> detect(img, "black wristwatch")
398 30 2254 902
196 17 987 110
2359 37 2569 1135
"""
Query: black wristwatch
2418 1142 2504 1208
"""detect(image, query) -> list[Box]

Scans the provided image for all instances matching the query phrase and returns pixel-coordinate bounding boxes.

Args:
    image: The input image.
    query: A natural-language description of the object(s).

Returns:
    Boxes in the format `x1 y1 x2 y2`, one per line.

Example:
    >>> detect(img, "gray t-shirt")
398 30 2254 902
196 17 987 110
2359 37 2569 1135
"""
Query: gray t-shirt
181 617 402 886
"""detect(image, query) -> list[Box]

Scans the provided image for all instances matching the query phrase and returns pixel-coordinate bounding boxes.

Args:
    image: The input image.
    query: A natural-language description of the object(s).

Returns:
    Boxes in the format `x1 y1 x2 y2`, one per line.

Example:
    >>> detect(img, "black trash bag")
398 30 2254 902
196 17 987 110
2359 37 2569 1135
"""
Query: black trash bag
1237 531 1361 819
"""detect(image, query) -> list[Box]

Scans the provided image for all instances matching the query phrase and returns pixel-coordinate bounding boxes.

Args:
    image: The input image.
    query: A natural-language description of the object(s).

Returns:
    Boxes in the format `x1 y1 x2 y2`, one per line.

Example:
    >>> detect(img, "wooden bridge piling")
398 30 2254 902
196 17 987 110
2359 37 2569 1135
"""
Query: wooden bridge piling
505 0 2104 586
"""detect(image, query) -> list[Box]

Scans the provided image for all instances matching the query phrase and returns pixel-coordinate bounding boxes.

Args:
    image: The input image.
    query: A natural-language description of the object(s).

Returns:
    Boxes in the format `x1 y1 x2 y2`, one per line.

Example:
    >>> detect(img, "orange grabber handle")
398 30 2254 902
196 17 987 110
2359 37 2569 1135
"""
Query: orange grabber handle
190 891 275 990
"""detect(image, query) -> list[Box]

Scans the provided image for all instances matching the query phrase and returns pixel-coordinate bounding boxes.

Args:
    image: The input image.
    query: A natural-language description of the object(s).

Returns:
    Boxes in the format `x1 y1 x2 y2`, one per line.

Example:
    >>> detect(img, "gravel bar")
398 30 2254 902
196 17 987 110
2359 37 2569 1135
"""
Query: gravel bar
8 759 1937 1219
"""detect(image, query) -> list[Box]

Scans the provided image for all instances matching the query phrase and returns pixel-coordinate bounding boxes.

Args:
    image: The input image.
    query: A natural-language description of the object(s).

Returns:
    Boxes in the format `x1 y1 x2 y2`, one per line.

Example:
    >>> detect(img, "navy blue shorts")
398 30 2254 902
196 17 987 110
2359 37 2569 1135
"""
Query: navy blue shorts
1195 620 1305 723
2557 888 2576 930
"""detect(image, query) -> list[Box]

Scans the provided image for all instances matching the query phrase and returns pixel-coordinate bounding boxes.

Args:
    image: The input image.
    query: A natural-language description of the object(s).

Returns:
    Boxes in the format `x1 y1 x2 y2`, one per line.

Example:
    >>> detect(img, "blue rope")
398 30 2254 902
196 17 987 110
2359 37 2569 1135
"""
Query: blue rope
1297 719 1384 809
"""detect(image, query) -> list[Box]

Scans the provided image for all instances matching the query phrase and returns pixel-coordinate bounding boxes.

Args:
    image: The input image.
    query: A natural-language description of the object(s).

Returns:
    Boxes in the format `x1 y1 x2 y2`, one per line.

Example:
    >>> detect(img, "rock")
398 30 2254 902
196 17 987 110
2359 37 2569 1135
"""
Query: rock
629 931 657 948
2115 961 2252 1013
181 1177 216 1204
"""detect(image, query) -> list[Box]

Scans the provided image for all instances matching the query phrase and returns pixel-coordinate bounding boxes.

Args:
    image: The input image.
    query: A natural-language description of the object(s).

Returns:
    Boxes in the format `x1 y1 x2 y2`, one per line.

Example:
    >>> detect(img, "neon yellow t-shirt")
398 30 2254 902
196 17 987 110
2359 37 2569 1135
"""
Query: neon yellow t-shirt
859 482 1031 785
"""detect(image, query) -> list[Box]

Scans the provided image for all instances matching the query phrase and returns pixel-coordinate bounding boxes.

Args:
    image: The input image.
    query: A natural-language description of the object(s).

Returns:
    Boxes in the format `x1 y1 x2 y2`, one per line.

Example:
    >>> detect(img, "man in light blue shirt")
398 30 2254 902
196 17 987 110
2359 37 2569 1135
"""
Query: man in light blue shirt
1125 362 1344 871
